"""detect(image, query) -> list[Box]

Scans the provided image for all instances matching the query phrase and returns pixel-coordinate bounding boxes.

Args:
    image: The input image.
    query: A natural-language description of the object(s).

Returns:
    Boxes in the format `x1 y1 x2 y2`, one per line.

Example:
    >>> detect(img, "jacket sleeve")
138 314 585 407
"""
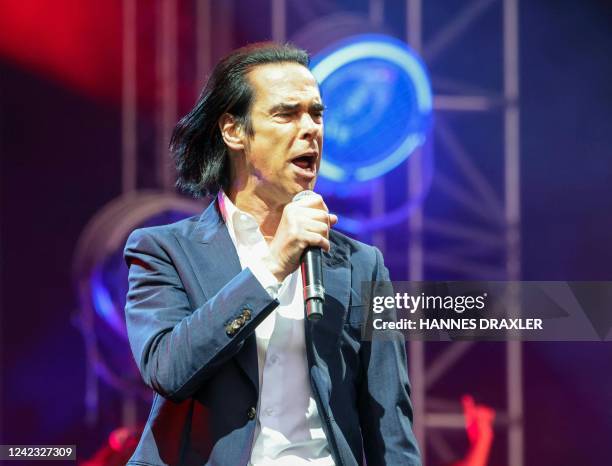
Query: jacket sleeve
358 247 422 466
124 228 278 403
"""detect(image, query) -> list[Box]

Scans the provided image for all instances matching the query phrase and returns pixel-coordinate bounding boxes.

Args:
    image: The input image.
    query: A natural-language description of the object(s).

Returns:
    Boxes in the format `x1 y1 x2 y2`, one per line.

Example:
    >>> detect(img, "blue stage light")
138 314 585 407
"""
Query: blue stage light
73 193 204 399
310 34 432 185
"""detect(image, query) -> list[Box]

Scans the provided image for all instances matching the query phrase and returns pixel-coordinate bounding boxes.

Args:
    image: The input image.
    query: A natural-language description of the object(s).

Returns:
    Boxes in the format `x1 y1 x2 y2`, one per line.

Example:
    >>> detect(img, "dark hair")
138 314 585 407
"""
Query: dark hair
170 42 310 197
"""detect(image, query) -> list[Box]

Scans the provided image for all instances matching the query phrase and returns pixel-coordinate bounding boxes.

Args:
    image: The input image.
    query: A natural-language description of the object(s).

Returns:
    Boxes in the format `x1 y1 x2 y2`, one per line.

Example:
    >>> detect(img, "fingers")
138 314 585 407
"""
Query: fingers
294 207 337 227
298 207 330 222
301 218 330 238
267 195 337 280
296 216 331 251
292 193 338 228
285 195 337 253
294 193 329 214
302 230 331 252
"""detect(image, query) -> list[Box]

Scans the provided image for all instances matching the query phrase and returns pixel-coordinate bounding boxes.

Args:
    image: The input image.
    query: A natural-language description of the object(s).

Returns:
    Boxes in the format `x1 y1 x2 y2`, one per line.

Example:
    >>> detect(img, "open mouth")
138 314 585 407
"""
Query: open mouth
291 153 317 172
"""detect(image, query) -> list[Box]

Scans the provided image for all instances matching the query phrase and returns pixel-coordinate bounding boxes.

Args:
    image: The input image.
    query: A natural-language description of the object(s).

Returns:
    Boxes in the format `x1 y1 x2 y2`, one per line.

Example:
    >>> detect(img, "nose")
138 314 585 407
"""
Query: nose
299 112 321 140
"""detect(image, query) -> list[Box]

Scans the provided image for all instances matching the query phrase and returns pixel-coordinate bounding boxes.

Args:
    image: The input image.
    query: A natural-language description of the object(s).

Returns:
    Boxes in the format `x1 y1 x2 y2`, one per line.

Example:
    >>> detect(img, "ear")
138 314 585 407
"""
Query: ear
218 113 246 152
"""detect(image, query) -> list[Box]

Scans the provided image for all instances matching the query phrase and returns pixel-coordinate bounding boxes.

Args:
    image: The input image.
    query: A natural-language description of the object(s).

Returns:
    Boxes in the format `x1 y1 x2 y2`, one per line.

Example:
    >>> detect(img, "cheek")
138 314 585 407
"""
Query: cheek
246 143 283 174
248 124 297 170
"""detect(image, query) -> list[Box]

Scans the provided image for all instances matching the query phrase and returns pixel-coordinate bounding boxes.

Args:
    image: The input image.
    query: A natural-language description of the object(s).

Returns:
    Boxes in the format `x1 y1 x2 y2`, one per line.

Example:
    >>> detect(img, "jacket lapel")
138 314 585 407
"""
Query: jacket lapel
305 234 351 360
187 200 259 392
305 234 351 414
190 200 242 297
322 237 351 313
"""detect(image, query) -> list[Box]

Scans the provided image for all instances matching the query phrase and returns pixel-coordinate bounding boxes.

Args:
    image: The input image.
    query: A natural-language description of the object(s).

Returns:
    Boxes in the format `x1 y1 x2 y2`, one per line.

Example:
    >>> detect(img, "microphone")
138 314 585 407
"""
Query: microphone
292 190 325 321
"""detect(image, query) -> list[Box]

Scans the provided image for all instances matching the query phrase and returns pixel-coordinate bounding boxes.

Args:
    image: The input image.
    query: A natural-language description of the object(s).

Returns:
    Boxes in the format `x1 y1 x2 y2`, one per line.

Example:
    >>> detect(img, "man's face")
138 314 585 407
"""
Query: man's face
232 62 324 206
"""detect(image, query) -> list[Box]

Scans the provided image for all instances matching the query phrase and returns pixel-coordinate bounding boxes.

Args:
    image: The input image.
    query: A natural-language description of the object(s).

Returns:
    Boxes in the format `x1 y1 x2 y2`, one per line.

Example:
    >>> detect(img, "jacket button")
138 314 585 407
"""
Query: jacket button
247 406 257 420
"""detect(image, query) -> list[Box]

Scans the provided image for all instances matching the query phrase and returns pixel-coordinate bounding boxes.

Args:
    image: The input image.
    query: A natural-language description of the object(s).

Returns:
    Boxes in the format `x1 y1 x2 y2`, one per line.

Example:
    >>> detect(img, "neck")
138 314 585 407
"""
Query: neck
228 186 287 238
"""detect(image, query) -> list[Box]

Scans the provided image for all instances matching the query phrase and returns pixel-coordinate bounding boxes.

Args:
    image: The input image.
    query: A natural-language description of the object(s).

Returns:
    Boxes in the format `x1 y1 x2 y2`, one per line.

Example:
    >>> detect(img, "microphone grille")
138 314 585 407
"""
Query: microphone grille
292 190 316 202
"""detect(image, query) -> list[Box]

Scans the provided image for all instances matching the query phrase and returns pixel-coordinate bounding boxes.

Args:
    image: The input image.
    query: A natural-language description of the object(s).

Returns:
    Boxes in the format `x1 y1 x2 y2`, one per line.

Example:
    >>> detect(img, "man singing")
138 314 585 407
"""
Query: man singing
124 42 421 466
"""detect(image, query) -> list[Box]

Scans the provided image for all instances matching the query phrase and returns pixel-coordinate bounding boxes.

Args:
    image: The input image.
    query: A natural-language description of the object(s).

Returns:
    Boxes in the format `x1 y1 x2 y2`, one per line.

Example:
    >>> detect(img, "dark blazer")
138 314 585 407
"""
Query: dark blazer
124 200 421 466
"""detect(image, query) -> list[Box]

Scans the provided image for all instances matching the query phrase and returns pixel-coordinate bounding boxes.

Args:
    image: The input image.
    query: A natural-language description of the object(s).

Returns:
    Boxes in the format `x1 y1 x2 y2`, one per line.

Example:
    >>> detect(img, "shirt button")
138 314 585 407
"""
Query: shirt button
247 406 257 420
264 407 274 416
269 355 279 364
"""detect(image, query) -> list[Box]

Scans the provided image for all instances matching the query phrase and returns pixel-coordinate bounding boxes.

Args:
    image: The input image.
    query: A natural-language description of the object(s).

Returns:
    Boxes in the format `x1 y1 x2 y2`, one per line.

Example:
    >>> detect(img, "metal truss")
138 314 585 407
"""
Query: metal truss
402 1 523 465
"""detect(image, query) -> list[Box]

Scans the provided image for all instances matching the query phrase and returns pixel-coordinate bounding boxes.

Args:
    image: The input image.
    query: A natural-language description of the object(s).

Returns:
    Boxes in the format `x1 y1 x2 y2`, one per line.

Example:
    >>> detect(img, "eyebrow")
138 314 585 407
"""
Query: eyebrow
269 102 326 114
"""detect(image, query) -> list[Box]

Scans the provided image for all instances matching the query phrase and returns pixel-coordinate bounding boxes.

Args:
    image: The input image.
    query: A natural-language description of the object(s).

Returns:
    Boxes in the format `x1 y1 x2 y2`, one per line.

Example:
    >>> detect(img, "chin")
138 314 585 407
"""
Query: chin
264 178 317 205
295 180 316 194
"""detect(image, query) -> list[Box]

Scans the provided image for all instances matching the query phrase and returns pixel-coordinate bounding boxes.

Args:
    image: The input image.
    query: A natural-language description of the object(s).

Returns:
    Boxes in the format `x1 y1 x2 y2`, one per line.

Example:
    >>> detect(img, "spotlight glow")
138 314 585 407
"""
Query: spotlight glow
310 34 432 184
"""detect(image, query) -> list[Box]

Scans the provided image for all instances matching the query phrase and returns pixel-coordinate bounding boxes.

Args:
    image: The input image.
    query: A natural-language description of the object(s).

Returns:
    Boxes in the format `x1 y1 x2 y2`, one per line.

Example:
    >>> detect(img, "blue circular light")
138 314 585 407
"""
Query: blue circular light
311 34 432 184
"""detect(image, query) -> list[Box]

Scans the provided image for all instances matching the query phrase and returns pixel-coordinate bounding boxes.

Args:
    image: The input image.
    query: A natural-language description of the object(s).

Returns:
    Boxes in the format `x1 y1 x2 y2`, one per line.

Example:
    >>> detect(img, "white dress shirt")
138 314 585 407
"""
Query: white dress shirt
218 191 334 466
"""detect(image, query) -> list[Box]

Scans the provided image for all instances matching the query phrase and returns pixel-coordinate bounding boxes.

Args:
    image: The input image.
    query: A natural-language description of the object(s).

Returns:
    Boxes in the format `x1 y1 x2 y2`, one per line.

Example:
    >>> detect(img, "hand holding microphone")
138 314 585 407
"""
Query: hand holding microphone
261 191 337 319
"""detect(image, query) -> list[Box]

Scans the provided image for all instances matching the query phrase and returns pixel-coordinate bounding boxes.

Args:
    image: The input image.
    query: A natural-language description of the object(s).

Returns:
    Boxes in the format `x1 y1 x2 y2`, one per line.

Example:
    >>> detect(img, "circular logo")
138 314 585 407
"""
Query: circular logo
311 34 433 185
